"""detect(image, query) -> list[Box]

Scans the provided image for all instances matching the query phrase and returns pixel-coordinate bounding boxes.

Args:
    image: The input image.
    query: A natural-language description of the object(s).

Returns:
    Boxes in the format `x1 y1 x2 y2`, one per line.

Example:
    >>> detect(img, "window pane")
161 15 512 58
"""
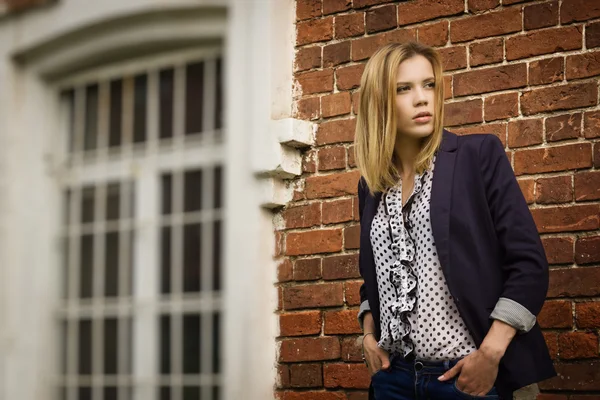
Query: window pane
80 234 94 299
185 62 204 135
159 315 171 374
213 385 220 400
104 318 118 374
183 314 200 374
84 84 99 151
103 387 117 400
212 219 221 292
161 174 172 215
106 183 120 221
61 321 68 374
184 169 202 213
62 89 75 153
215 57 223 131
183 224 201 293
183 387 200 400
133 74 147 144
81 186 95 224
105 232 119 298
109 80 122 148
212 312 221 373
63 236 69 299
214 166 222 210
78 319 92 375
79 387 92 400
161 226 171 294
159 69 174 139
160 387 170 400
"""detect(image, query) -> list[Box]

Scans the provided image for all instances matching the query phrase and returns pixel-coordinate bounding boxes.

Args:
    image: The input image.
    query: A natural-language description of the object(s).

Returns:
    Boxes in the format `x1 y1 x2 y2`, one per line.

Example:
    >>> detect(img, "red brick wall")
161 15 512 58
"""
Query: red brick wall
276 0 600 398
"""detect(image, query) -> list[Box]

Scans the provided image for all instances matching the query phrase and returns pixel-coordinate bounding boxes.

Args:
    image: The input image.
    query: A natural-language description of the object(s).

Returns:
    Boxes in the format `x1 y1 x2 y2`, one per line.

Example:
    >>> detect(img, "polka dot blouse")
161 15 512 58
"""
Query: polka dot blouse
370 153 478 361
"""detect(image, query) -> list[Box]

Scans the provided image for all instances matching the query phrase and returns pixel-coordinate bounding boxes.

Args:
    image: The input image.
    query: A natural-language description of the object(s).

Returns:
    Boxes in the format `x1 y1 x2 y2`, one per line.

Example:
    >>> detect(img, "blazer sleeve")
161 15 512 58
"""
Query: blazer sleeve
357 177 371 329
479 134 549 330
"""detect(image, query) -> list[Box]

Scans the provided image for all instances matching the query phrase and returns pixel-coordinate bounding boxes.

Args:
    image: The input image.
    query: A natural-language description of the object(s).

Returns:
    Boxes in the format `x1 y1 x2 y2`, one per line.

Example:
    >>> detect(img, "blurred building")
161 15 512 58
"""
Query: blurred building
0 0 299 399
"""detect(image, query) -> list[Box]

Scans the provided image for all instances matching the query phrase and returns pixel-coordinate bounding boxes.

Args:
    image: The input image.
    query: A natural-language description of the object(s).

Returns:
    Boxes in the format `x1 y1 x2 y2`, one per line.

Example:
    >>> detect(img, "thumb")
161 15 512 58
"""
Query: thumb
379 353 391 370
438 361 462 381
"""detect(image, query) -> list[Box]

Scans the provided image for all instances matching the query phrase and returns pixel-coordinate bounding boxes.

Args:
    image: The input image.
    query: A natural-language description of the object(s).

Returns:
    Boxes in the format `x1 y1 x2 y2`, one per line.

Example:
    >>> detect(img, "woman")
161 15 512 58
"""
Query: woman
354 41 556 400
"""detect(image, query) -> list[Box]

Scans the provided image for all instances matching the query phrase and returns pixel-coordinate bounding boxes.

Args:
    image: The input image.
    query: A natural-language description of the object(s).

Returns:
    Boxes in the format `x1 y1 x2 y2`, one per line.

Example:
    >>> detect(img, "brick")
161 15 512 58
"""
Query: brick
341 336 364 362
280 392 346 400
351 92 360 115
566 51 600 80
542 236 574 264
297 0 322 21
324 310 362 334
451 7 521 43
535 175 572 204
322 198 353 225
576 302 600 329
336 64 365 91
282 203 321 229
587 21 600 49
283 282 344 310
561 0 600 24
454 64 527 97
296 69 334 95
278 364 291 388
305 170 360 199
297 17 334 46
538 300 573 329
439 46 467 71
517 178 535 204
344 224 360 250
278 286 283 311
366 4 396 34
468 0 500 13
529 57 564 86
353 0 393 8
524 1 558 30
323 362 370 389
279 311 322 337
506 26 582 61
451 123 507 146
295 97 320 120
351 28 416 61
444 75 452 99
279 336 341 362
334 13 364 39
286 229 343 256
323 253 360 280
275 231 284 257
503 0 535 4
584 110 600 139
348 144 357 167
321 92 351 118
444 99 482 126
319 146 347 171
290 363 323 387
418 21 449 47
344 281 362 306
303 148 317 173
543 332 559 360
323 42 350 68
397 0 463 26
537 394 566 400
558 331 599 359
575 171 600 202
575 235 600 265
548 266 600 297
508 118 543 148
484 92 518 122
323 0 351 15
295 46 322 72
294 257 322 281
595 143 600 168
278 259 293 282
353 196 359 221
532 204 599 233
470 38 503 67
519 141 589 177
521 82 597 116
316 118 356 145
545 113 581 142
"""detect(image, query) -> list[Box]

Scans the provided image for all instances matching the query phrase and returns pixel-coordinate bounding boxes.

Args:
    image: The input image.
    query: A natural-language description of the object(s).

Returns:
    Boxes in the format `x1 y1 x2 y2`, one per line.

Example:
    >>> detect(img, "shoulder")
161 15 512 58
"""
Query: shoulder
453 132 505 163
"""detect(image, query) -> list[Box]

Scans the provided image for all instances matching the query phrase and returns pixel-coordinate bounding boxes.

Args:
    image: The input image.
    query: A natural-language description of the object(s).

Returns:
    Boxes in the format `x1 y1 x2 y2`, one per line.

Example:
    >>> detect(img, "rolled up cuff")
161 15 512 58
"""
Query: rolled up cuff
357 300 371 331
490 297 536 334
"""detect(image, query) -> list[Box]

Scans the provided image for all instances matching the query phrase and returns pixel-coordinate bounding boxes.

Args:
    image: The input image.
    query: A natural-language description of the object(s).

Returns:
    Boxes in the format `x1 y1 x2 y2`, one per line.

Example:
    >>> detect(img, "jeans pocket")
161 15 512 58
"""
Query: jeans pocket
452 381 500 399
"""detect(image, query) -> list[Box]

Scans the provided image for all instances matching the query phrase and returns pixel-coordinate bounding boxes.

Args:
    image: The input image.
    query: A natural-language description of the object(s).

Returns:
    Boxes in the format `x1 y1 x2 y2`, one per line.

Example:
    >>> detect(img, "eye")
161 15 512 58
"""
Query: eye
426 82 436 88
396 86 409 93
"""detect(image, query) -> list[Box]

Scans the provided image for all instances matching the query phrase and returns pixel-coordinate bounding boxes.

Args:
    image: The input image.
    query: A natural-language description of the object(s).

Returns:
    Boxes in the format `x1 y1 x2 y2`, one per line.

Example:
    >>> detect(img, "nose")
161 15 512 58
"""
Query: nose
413 86 427 106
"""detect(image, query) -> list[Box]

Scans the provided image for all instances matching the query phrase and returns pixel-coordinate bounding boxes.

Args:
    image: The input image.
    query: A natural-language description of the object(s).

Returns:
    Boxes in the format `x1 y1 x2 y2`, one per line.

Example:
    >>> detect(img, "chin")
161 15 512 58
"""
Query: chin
401 124 434 139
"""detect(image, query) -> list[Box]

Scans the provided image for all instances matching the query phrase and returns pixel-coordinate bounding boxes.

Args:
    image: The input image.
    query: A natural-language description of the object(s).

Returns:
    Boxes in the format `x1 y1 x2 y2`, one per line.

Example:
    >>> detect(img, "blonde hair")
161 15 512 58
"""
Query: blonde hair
354 41 445 195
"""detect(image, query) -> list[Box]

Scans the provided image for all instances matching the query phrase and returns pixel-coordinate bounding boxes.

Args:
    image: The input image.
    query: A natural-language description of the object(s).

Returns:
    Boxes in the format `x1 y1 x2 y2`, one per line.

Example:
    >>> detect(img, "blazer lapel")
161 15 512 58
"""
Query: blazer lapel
430 129 458 289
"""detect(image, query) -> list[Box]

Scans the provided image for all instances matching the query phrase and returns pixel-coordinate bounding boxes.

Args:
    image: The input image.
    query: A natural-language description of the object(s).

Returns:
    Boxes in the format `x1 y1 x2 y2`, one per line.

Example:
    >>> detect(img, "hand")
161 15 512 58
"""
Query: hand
437 349 499 396
362 334 390 376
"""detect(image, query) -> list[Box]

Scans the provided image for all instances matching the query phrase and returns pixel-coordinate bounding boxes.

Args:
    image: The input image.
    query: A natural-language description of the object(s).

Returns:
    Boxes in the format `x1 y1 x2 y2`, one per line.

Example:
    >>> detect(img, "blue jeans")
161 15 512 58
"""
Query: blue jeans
371 353 502 399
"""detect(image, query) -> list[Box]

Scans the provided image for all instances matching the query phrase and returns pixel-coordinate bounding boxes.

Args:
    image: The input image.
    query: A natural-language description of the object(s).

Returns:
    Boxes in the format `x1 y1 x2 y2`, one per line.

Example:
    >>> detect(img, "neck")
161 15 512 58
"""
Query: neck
394 134 421 177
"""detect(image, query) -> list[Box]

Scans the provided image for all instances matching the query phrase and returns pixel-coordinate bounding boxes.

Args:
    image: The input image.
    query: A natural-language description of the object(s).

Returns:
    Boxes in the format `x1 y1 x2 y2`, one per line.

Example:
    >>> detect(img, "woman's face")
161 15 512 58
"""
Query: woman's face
395 54 436 139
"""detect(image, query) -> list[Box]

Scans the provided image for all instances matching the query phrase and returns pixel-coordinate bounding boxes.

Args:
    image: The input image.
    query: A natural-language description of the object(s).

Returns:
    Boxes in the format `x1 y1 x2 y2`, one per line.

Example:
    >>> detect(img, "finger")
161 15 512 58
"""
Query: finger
379 354 391 370
438 361 463 381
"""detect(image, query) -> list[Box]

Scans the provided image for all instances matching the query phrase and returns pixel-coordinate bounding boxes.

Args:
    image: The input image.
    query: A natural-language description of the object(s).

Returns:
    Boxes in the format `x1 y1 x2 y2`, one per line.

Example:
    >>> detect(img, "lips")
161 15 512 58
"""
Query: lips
413 112 432 119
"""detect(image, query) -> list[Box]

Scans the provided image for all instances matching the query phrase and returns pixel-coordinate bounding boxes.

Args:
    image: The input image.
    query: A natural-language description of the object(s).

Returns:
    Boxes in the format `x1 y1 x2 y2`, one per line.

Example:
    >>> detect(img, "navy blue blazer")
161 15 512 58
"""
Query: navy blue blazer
358 129 556 399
